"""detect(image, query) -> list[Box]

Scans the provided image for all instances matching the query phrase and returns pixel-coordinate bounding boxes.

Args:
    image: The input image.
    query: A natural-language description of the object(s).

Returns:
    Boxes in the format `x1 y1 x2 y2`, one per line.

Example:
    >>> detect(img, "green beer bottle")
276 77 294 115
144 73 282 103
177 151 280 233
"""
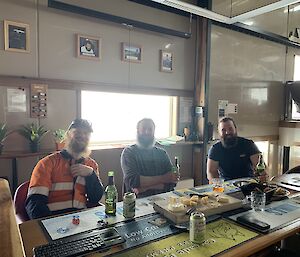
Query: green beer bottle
255 154 266 178
168 157 180 190
105 171 117 215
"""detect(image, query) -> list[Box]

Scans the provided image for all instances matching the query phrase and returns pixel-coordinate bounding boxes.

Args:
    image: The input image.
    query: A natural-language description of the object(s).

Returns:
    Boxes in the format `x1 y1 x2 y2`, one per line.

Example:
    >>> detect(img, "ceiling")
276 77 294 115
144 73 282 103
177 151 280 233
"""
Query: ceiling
149 0 300 24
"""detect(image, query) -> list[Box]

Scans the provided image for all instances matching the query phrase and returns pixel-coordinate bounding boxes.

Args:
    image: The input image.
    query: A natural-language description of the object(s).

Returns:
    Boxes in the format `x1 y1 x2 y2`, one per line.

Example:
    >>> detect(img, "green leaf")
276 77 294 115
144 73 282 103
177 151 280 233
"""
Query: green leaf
18 123 49 143
0 123 11 143
53 129 66 142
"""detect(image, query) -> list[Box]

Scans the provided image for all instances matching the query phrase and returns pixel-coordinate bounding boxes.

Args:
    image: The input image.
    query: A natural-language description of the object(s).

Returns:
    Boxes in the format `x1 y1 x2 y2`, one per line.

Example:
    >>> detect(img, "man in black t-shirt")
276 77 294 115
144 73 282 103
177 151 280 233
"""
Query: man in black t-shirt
207 117 263 182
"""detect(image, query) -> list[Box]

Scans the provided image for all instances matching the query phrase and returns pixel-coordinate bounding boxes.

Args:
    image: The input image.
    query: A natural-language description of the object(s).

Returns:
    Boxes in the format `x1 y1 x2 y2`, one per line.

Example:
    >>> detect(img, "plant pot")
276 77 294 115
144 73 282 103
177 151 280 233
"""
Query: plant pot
0 143 3 155
55 142 65 151
30 142 40 153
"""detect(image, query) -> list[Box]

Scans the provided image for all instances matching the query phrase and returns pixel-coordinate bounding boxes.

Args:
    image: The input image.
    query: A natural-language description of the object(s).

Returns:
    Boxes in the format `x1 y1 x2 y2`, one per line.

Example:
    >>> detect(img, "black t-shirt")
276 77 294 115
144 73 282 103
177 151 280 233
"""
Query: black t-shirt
208 137 260 180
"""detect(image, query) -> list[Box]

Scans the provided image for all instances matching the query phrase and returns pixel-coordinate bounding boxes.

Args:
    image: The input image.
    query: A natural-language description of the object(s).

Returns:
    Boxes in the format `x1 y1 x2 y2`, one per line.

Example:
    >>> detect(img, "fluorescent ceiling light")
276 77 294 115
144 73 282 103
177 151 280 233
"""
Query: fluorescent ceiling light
150 0 230 23
150 0 300 24
284 4 300 12
293 4 300 11
229 0 300 24
243 21 254 26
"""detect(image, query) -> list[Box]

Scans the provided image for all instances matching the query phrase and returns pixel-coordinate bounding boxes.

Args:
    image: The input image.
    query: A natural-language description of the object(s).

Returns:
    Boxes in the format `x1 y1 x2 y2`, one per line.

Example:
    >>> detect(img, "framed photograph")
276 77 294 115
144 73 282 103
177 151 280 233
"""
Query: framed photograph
160 50 173 72
4 20 30 53
121 43 142 63
77 34 101 60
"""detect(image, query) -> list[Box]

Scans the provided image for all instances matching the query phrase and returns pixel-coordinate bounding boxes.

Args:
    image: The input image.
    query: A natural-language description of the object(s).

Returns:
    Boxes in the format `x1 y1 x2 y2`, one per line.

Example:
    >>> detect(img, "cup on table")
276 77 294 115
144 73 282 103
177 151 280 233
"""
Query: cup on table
250 191 266 211
212 178 225 193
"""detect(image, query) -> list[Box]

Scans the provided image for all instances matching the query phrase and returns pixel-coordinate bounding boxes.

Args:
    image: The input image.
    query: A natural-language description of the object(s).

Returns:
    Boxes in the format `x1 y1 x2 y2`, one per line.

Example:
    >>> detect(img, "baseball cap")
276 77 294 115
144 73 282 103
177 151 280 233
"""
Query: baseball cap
68 119 93 132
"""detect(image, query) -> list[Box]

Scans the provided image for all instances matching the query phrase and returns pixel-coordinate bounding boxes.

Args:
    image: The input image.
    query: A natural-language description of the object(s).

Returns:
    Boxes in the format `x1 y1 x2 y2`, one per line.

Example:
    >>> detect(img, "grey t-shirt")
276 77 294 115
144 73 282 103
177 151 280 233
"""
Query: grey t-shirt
121 144 173 197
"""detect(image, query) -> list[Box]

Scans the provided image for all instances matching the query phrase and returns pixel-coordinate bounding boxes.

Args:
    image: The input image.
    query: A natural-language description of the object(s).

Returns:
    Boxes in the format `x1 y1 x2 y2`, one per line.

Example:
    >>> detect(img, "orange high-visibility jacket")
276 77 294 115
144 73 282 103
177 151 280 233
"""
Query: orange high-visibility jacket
28 151 99 212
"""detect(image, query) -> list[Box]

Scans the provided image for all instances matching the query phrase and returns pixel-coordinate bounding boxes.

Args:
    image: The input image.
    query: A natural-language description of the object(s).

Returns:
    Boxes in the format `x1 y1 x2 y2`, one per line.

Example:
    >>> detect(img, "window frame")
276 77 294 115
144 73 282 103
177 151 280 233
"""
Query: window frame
291 55 300 120
80 90 178 146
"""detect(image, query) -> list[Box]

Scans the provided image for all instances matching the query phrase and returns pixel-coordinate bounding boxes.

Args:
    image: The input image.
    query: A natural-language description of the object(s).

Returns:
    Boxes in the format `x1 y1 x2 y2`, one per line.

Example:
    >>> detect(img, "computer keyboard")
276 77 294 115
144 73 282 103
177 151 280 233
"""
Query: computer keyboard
33 228 125 257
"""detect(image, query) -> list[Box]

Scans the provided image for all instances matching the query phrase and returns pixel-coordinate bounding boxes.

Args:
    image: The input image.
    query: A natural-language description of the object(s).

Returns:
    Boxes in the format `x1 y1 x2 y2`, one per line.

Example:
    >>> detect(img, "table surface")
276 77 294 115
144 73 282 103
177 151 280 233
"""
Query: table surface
0 179 24 257
19 214 300 257
272 173 300 191
18 179 300 257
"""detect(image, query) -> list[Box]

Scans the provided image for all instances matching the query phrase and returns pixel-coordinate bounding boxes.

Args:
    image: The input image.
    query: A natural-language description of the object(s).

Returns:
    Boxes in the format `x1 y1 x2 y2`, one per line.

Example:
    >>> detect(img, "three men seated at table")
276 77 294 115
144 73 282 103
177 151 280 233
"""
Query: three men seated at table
207 116 266 183
121 118 179 198
25 119 104 219
26 116 265 220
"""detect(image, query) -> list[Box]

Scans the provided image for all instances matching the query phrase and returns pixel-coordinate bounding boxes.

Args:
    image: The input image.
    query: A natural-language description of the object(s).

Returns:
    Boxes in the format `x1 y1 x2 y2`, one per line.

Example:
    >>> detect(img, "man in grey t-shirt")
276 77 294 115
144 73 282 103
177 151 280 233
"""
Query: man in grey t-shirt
121 118 179 198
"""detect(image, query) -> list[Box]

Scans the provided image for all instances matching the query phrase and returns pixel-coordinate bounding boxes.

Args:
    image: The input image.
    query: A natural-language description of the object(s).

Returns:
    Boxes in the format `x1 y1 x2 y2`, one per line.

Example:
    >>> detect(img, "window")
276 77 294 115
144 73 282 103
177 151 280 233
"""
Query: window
291 55 300 119
254 141 269 165
81 91 176 144
294 55 300 81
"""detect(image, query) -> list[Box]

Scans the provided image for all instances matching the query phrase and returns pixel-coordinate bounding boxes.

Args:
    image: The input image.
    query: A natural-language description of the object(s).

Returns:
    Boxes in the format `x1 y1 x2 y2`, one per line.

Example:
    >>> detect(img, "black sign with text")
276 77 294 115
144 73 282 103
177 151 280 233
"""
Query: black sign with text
114 214 181 250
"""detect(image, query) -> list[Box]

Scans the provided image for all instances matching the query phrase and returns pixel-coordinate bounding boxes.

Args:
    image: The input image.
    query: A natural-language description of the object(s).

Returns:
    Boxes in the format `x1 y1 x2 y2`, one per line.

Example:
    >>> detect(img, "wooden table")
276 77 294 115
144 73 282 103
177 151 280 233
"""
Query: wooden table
19 194 300 256
0 175 296 257
0 179 24 257
272 173 300 192
19 215 300 257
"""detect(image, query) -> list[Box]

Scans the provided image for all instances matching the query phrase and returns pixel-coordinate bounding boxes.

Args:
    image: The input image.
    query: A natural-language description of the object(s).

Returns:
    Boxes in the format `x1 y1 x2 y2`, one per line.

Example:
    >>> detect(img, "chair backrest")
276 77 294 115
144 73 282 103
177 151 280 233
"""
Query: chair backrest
13 181 30 224
285 165 300 174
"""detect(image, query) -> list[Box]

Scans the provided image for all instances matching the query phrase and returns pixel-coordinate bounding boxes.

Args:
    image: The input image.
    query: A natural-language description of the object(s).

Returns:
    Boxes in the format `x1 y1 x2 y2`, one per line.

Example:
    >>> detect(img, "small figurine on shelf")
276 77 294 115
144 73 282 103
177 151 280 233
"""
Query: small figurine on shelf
183 127 190 141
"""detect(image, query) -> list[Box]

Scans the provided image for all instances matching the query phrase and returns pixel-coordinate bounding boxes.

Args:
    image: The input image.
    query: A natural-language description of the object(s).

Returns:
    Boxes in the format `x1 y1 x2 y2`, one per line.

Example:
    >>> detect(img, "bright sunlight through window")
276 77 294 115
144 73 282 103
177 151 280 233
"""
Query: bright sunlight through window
294 55 300 81
81 91 175 144
292 55 300 119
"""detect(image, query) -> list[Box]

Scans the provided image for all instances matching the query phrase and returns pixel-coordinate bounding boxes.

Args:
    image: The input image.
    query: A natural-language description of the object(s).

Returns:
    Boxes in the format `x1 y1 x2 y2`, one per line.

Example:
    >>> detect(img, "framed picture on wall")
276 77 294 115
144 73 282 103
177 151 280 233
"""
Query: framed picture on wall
4 20 30 53
121 42 142 63
77 34 101 60
160 50 173 72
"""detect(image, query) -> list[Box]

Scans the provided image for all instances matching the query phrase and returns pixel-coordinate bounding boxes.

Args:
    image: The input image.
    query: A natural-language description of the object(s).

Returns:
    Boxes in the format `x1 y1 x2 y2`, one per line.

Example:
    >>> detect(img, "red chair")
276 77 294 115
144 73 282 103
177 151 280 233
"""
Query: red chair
14 181 30 224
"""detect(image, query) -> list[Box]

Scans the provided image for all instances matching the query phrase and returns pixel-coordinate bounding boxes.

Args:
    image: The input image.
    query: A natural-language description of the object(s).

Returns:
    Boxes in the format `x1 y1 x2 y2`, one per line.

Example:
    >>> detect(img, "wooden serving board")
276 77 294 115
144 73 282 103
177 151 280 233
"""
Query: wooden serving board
153 193 243 224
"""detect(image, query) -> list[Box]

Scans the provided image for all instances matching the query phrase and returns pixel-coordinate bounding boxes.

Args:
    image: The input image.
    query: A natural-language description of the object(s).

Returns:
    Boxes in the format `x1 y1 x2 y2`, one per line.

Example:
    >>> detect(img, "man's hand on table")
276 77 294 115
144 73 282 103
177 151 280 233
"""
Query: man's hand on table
71 164 93 177
163 172 180 184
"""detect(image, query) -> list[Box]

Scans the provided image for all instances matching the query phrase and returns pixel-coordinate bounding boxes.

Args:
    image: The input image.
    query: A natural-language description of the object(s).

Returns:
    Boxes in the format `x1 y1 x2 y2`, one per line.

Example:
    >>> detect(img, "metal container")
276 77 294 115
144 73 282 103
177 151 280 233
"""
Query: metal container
123 192 136 219
189 211 206 244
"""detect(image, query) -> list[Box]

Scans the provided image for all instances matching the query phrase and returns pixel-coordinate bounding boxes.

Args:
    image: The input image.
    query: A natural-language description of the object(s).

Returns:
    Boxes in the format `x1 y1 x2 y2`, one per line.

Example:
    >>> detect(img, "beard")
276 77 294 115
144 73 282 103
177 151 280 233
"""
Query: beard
64 136 90 158
137 134 155 149
221 134 238 148
70 138 87 153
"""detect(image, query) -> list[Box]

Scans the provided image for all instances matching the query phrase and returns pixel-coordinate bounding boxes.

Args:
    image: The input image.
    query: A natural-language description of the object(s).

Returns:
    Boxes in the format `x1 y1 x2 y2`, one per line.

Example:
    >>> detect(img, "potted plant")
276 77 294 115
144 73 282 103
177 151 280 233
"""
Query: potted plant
18 123 49 153
0 123 11 154
53 129 66 150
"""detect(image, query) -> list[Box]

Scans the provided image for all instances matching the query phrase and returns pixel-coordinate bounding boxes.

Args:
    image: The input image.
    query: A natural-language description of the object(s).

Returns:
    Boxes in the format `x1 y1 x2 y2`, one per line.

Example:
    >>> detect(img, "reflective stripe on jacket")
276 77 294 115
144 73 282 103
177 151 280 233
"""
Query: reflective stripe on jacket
27 151 99 211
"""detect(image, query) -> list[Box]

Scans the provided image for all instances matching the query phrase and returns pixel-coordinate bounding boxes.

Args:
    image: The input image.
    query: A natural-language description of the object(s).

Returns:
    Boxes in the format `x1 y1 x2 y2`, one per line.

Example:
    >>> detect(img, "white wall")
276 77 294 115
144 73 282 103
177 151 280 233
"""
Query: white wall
0 0 196 91
209 1 300 138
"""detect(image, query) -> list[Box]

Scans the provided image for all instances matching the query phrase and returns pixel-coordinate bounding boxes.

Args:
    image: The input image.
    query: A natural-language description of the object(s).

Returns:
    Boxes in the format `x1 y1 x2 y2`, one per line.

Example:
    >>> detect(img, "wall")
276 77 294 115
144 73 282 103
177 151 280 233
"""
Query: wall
209 1 300 175
0 0 196 91
213 0 300 38
0 0 196 193
209 25 285 138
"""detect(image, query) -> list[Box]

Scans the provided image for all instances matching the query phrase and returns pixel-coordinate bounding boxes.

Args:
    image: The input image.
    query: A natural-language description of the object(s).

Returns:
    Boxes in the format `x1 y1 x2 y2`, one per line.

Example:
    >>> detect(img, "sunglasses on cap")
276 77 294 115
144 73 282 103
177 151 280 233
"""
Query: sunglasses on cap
68 119 93 133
